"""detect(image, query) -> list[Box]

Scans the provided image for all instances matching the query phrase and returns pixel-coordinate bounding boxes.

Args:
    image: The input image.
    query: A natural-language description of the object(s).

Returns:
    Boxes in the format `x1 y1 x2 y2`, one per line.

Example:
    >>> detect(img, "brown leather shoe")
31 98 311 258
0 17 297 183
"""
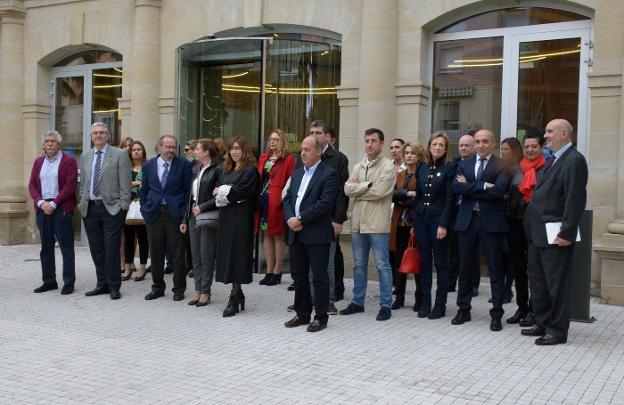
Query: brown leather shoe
306 319 327 332
521 325 545 336
284 316 309 328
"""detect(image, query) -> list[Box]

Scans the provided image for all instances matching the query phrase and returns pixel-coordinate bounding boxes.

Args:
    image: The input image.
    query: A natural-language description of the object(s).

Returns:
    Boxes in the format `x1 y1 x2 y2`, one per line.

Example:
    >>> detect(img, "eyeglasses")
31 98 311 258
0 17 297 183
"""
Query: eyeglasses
184 148 191 152
161 145 177 150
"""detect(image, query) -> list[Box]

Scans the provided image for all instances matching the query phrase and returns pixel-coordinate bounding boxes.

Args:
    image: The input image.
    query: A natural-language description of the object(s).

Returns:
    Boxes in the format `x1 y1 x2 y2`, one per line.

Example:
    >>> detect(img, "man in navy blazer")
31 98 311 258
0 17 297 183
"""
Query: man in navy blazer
521 119 588 345
282 135 338 332
451 129 510 332
140 135 193 301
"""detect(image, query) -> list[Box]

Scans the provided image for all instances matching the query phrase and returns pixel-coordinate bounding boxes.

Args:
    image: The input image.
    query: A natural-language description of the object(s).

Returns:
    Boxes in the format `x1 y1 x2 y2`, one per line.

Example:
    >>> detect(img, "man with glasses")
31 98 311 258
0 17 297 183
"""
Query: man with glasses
79 122 132 300
141 135 193 302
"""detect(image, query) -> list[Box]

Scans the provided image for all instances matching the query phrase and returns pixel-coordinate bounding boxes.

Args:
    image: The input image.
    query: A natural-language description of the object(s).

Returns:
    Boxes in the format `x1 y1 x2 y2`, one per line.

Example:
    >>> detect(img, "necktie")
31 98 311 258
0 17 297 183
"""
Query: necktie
474 157 486 212
477 157 486 181
160 162 169 188
93 150 103 198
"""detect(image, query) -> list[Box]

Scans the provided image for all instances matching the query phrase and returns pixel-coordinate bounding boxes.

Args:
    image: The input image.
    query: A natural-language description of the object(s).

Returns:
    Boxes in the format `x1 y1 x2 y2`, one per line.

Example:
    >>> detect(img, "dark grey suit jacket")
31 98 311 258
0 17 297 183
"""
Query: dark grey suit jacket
524 146 588 248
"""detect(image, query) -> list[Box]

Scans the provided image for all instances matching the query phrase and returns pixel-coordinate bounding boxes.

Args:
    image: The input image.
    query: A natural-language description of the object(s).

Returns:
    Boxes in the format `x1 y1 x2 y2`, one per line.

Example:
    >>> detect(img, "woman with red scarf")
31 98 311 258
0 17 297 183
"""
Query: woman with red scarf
505 131 546 327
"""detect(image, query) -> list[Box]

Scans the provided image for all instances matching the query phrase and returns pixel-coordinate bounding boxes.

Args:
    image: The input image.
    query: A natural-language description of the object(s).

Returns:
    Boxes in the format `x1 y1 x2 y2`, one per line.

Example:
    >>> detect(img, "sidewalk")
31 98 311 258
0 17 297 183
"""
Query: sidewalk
1 244 623 404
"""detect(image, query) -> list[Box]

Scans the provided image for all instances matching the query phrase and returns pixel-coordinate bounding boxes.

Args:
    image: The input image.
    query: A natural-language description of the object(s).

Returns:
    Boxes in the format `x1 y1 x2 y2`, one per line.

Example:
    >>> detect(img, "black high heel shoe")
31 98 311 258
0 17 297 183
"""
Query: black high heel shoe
223 294 240 317
259 273 272 285
266 273 282 286
237 290 245 311
122 272 132 281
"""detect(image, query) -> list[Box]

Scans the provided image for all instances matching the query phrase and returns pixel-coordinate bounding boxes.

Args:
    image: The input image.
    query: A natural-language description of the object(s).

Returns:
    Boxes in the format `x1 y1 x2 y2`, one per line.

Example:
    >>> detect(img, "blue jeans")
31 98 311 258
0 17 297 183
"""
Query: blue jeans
351 232 393 309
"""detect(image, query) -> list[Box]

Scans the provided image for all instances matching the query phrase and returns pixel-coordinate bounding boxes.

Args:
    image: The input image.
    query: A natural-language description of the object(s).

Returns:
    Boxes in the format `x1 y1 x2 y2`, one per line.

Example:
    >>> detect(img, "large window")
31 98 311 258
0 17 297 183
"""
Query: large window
431 7 591 153
177 33 340 155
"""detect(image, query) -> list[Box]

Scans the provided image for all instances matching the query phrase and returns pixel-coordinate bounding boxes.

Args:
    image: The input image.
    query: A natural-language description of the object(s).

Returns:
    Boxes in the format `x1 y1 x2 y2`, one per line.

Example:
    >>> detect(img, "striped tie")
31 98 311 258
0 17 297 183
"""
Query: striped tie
93 150 103 198
160 162 169 188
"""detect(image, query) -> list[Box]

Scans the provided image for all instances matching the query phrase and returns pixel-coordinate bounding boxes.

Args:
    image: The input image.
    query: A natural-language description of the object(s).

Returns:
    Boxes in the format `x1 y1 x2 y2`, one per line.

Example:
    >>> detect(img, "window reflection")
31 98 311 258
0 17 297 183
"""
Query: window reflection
432 37 503 149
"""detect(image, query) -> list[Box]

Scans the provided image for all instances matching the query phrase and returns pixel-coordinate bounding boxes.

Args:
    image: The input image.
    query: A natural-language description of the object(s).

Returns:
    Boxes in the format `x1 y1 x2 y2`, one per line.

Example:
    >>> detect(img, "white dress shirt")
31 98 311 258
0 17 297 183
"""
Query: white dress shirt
294 160 321 217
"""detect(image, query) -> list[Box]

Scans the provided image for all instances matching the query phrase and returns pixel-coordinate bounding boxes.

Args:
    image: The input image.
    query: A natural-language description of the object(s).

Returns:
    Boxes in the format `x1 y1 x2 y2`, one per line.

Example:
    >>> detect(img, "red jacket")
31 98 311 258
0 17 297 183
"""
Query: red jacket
28 152 78 214
256 152 296 235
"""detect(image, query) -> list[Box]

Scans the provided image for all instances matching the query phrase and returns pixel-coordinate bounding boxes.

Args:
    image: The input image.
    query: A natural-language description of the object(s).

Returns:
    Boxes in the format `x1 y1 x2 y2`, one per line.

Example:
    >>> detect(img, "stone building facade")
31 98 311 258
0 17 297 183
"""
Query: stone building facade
0 0 623 303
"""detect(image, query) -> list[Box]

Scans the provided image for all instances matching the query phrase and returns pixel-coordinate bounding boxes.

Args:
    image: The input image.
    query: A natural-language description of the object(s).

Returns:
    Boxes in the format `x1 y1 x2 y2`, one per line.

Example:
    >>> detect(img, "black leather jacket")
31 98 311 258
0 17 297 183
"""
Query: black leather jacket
183 162 221 224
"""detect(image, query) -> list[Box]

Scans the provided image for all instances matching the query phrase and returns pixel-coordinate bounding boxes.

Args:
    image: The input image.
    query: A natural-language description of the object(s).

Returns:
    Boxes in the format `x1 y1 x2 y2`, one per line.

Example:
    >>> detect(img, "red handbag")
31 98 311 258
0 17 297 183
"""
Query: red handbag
399 234 421 274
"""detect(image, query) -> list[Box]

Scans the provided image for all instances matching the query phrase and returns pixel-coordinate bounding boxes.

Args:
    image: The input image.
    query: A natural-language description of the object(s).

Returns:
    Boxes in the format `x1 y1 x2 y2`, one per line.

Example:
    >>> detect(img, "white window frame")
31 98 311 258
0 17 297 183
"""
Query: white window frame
429 19 593 157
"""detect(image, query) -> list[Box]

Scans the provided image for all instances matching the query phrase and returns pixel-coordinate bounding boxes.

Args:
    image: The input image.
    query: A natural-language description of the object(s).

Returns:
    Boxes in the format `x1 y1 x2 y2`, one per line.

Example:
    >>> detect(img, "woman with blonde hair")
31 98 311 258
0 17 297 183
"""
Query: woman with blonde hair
214 136 260 317
257 129 296 286
390 141 426 310
413 132 456 319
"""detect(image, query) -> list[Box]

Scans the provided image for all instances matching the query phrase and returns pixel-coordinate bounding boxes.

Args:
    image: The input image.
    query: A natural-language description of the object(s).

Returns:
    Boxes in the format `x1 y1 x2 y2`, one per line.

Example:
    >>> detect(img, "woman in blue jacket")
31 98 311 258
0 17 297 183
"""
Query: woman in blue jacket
413 132 456 319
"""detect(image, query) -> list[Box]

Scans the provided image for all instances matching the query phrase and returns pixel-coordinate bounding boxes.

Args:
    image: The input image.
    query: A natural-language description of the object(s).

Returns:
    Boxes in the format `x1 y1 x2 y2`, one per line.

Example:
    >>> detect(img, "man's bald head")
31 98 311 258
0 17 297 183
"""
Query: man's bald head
474 129 496 158
545 118 573 152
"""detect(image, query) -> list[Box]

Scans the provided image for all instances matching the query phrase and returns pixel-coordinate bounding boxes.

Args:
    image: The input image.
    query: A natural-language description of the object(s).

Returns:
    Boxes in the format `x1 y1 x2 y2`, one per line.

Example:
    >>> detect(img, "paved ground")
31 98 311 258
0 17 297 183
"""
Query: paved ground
2 244 624 404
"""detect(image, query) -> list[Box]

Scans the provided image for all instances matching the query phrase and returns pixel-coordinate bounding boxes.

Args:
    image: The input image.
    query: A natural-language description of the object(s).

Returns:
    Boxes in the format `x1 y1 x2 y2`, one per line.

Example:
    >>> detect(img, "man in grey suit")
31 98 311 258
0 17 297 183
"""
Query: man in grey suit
79 122 131 300
522 118 588 345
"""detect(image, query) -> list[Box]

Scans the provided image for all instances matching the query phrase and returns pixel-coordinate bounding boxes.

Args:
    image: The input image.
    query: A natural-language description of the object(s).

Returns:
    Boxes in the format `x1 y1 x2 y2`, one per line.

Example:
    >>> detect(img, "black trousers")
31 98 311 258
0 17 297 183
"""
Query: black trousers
124 224 149 264
457 214 506 319
290 236 330 323
83 201 125 292
448 227 480 291
527 242 573 338
392 226 421 304
146 206 186 295
508 219 530 312
334 235 345 296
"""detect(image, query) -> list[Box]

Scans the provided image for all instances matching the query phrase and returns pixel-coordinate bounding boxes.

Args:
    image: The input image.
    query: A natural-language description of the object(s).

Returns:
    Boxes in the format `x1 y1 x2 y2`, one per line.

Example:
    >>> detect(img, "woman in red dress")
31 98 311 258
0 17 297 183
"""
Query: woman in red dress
257 129 296 286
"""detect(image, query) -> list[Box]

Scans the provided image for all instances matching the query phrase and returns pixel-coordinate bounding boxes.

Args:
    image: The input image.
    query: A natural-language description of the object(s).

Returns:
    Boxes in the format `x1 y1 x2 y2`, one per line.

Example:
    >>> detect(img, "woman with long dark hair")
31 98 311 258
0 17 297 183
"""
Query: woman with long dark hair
123 140 149 281
214 136 259 317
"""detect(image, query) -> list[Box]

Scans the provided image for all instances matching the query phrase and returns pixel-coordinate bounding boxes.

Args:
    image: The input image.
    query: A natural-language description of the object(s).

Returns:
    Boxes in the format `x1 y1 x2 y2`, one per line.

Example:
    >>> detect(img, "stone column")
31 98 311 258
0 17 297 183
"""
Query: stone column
357 0 398 138
130 0 161 149
0 1 28 245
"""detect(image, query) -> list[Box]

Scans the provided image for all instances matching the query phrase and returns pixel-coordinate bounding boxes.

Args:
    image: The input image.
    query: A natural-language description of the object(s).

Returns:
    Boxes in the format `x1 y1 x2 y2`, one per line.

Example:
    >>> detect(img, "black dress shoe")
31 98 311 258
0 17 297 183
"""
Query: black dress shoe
519 312 536 327
417 306 430 318
521 325 545 336
451 310 471 325
85 287 110 296
535 334 567 345
144 290 164 300
34 283 58 293
506 309 527 324
307 319 327 332
287 282 295 291
173 293 185 301
391 297 404 310
110 291 121 300
164 265 173 274
490 318 502 331
60 285 74 295
284 316 310 328
428 305 446 320
339 303 365 315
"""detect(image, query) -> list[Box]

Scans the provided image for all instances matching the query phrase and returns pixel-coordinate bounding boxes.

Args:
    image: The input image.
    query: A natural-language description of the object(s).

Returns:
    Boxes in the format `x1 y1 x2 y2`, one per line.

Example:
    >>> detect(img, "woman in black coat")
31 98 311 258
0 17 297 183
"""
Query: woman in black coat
413 132 456 319
213 136 259 317
181 139 221 307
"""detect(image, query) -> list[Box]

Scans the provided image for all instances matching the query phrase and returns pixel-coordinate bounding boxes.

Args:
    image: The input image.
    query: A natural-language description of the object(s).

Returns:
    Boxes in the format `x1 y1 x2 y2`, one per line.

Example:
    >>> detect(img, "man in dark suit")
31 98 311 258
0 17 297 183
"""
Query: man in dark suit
140 135 192 301
28 130 78 295
521 119 588 345
78 122 132 300
282 135 338 332
451 129 510 331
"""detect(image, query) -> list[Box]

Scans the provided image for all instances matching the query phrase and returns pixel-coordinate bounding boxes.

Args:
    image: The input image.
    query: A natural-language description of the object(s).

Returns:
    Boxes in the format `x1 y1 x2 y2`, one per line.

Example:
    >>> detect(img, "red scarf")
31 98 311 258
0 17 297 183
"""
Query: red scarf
518 155 546 203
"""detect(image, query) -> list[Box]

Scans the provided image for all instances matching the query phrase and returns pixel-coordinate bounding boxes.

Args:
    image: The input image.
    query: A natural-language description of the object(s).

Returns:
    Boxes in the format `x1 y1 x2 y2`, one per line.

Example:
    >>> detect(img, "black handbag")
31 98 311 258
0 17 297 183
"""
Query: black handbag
195 210 218 229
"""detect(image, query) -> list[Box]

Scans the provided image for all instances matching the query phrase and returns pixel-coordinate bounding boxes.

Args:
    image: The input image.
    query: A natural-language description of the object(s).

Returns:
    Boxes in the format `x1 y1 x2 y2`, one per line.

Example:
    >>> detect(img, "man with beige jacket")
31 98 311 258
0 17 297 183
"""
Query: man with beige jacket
340 128 396 321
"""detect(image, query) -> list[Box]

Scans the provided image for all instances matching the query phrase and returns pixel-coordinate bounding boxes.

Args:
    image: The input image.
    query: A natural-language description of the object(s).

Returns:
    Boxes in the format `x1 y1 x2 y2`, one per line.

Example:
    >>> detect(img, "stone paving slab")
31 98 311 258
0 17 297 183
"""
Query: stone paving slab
1 245 624 404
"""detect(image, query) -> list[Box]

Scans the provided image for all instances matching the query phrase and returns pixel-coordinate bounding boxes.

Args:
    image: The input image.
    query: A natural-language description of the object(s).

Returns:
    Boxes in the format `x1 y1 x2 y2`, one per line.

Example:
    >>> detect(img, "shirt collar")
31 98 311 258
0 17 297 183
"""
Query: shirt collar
95 144 108 154
304 159 321 174
158 155 172 166
46 151 62 162
477 153 492 162
553 142 572 160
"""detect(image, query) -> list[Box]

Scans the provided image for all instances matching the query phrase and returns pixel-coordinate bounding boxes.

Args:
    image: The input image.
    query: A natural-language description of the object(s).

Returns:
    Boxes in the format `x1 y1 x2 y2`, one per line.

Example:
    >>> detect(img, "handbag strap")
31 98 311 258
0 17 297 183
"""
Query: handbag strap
407 233 415 249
